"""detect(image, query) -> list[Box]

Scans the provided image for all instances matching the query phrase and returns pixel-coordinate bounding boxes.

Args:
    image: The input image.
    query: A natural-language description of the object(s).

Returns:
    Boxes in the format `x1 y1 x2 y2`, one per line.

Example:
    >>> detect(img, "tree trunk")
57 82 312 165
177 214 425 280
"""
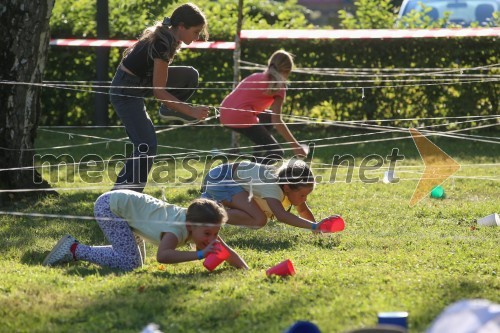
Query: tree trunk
0 0 57 204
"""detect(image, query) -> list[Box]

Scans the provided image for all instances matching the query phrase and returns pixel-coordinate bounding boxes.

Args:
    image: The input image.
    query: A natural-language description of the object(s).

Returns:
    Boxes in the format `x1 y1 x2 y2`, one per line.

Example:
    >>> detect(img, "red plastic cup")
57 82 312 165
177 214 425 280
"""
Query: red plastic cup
319 216 345 233
203 243 230 271
266 259 296 277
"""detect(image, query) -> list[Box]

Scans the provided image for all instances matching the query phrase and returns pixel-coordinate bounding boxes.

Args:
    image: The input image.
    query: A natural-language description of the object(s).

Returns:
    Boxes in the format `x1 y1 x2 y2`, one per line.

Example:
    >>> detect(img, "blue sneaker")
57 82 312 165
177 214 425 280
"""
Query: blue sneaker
159 105 197 123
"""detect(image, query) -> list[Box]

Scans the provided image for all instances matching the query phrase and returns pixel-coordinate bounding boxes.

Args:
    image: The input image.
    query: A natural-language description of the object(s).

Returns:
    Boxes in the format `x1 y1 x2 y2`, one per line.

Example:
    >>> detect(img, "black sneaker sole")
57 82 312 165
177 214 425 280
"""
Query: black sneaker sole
158 115 198 123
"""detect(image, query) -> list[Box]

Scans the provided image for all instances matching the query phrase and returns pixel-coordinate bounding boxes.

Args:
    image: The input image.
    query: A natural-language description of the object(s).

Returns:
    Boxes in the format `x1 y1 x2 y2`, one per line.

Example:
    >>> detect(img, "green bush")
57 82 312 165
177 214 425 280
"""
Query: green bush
43 0 498 126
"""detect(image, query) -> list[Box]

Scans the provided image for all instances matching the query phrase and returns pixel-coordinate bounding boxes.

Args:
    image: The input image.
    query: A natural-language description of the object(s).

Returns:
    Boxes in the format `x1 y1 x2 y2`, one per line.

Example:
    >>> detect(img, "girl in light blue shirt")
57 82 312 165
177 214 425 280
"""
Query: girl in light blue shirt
43 190 248 271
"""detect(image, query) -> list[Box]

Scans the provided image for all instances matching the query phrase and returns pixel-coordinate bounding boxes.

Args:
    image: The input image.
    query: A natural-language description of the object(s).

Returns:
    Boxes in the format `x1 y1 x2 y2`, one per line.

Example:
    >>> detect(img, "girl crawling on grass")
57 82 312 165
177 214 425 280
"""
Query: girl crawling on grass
43 190 248 271
201 159 329 231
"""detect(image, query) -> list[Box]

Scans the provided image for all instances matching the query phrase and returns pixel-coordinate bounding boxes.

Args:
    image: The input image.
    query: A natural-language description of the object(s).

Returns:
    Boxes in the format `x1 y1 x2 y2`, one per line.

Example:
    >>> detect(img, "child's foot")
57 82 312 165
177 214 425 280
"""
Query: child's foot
158 105 197 123
42 234 78 266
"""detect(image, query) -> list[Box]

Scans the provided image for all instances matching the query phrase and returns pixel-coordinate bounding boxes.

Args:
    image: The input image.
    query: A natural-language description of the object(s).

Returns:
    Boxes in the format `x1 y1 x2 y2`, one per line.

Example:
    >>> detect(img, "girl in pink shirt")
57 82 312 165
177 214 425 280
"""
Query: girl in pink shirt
219 50 307 163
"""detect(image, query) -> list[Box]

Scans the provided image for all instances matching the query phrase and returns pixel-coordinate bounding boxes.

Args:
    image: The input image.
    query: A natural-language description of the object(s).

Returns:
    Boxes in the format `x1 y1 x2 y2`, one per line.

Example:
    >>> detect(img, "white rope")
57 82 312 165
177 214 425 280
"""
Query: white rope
4 113 496 152
36 114 499 128
0 171 497 194
0 116 497 173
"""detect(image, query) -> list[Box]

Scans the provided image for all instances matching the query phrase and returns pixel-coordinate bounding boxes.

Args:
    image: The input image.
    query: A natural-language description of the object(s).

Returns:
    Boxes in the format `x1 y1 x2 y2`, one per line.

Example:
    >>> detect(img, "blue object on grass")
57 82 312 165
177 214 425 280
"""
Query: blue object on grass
378 312 409 329
284 321 321 333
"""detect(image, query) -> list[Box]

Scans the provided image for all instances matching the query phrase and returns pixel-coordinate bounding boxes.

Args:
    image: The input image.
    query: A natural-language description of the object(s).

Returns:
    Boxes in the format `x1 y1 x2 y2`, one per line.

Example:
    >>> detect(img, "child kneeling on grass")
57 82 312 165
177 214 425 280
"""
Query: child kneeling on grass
201 159 328 231
43 190 248 271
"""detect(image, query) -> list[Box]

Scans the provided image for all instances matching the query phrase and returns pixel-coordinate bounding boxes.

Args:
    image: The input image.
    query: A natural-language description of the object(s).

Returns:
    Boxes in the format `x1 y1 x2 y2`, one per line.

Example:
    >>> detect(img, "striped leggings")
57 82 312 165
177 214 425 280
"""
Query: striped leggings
75 193 142 271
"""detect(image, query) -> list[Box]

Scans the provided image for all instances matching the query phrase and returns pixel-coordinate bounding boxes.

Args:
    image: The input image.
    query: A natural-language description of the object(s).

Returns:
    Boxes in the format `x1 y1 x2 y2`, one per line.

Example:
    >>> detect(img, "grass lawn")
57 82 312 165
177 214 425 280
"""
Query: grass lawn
1 123 498 333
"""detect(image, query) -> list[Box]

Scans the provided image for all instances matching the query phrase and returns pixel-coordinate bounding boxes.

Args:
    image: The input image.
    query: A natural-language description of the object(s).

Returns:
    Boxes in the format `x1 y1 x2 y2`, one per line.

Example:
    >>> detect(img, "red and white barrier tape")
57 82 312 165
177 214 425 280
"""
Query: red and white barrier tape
49 39 236 49
50 28 499 49
240 28 500 39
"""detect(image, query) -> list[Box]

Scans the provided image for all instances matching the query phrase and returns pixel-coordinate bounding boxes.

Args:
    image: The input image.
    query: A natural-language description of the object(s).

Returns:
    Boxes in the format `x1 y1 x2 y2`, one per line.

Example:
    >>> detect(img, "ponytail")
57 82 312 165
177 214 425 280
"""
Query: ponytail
124 3 208 63
266 50 294 94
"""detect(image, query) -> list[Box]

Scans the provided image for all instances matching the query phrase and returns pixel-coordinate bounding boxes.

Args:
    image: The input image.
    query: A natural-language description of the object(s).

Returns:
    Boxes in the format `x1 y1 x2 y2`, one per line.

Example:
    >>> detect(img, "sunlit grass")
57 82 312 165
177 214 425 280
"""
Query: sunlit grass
1 126 498 332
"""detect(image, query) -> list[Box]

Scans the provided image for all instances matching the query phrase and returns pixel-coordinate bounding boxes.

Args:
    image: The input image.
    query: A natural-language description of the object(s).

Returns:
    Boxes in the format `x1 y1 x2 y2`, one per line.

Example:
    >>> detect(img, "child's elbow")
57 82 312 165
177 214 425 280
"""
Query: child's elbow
156 252 174 264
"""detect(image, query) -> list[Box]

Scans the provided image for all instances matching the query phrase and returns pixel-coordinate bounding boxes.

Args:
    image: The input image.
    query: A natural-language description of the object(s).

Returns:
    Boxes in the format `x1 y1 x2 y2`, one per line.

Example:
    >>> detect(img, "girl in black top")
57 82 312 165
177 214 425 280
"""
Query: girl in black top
110 3 210 192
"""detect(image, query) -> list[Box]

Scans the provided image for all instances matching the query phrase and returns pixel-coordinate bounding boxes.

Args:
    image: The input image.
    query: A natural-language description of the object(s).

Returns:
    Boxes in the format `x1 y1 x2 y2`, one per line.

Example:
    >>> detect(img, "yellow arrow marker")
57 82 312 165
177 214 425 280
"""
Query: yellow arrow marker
409 128 461 207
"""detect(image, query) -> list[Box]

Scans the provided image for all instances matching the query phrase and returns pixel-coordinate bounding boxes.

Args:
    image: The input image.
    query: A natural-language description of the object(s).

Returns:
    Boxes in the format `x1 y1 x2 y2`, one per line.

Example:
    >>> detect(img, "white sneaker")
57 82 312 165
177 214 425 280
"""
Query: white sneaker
135 233 146 266
43 234 78 266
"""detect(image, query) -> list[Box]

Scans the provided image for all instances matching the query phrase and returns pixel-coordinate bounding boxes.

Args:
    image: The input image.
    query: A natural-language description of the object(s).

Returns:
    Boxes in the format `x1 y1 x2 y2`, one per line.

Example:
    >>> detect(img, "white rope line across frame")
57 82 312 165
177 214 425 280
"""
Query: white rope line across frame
1 65 497 179
0 116 497 174
0 210 236 228
2 112 498 152
1 76 498 137
0 172 498 194
36 114 499 128
0 208 494 240
1 109 497 157
22 62 500 86
1 62 499 92
38 74 500 85
2 77 499 92
0 117 496 174
3 208 496 238
0 60 498 124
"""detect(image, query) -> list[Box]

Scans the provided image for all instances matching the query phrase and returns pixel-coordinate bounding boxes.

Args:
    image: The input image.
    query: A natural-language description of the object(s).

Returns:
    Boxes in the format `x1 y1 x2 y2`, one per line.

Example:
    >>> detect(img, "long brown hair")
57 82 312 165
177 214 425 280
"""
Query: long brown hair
124 3 208 63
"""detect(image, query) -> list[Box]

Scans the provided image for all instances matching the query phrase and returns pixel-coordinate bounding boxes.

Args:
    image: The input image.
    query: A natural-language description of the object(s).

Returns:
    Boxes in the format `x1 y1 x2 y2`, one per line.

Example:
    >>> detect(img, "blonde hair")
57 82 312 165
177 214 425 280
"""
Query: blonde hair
186 198 227 227
124 3 208 63
266 50 294 94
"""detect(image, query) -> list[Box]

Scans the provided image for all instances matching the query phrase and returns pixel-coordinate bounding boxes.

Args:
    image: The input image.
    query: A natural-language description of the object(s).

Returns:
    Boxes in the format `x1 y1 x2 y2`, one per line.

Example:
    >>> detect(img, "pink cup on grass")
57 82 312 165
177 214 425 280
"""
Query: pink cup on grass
203 242 230 271
266 259 296 277
319 216 345 233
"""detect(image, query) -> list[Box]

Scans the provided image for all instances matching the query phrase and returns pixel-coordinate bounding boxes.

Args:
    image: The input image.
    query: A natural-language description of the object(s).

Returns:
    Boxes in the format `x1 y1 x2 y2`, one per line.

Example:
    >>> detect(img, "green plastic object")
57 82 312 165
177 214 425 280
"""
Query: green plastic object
430 185 446 199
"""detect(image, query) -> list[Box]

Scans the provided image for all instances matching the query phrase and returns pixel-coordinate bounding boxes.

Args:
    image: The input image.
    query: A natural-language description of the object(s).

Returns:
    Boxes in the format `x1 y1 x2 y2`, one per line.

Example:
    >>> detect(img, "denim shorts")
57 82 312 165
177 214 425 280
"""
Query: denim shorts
201 164 245 203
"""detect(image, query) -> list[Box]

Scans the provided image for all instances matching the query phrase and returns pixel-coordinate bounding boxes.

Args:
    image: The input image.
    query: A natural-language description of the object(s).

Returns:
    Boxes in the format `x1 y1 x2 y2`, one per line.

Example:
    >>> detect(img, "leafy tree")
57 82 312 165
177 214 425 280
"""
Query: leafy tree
339 0 397 29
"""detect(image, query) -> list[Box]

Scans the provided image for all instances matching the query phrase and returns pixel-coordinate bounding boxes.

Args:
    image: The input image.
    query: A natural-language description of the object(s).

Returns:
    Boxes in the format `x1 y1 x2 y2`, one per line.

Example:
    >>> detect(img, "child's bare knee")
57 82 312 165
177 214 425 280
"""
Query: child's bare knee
253 215 268 228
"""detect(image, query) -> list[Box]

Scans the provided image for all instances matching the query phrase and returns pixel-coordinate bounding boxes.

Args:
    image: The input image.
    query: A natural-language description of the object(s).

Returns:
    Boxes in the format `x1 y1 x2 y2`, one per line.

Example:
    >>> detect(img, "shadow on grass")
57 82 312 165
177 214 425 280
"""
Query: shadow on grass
21 252 122 277
149 266 237 279
64 264 123 277
230 233 343 251
228 236 294 251
1 192 105 259
410 278 489 332
46 269 306 333
312 234 343 249
22 248 124 278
